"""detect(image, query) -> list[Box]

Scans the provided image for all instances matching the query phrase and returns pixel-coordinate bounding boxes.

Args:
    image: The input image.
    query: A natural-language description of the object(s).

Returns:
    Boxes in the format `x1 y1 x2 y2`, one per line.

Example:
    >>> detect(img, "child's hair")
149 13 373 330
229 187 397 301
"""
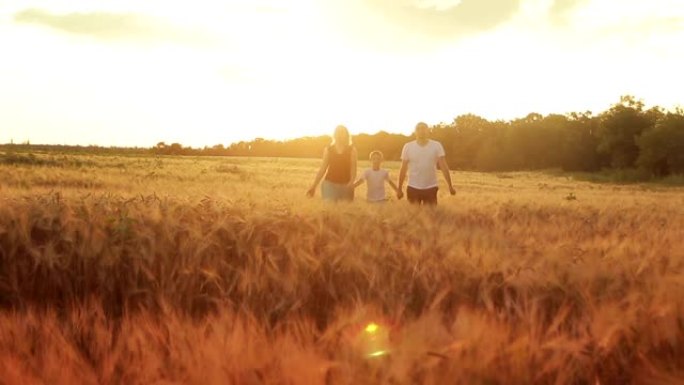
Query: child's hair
369 150 384 160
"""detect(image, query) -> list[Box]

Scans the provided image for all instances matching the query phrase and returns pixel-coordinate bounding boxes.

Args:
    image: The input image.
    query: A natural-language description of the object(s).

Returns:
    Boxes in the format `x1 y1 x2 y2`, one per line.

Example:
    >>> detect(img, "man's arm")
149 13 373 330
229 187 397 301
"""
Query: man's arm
397 159 409 199
438 156 456 195
353 175 365 188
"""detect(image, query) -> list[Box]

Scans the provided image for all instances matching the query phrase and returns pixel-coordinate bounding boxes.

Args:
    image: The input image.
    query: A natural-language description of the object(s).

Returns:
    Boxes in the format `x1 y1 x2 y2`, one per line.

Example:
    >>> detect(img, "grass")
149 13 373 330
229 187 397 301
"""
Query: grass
545 167 684 186
1 153 683 384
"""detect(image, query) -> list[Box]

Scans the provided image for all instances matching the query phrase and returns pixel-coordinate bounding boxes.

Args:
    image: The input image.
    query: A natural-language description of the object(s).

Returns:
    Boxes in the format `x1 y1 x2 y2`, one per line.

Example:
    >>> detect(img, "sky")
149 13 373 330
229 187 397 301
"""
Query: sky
1 0 683 147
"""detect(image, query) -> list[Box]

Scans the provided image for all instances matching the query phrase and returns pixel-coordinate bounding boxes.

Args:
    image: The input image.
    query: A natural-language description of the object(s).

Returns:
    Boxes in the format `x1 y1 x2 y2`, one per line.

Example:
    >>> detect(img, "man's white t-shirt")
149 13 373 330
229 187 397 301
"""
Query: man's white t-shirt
362 168 389 201
400 140 445 189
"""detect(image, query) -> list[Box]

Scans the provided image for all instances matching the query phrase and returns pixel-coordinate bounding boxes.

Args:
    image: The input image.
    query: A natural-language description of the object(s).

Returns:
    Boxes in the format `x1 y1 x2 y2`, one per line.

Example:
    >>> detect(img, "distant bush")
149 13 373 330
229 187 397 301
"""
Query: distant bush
0 153 95 168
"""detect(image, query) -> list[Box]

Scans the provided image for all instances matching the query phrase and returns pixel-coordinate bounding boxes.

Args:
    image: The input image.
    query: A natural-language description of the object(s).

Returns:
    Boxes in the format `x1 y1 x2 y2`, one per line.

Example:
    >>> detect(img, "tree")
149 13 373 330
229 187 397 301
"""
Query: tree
508 113 563 169
448 114 492 170
473 121 510 171
559 112 603 171
636 113 684 176
596 96 659 168
168 143 184 155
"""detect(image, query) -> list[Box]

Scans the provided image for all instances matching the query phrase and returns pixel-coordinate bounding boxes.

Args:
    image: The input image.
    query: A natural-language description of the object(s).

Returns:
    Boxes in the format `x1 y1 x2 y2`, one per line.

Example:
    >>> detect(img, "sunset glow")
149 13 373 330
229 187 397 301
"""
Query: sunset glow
1 0 683 147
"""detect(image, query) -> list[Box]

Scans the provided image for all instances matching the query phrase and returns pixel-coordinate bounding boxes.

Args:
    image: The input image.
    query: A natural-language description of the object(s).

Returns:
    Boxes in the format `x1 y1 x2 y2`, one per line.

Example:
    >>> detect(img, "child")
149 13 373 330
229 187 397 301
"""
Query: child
353 151 400 202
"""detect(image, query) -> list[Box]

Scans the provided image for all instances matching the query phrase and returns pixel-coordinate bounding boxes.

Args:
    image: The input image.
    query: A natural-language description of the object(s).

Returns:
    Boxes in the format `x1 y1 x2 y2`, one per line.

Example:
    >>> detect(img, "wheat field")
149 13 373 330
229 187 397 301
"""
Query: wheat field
1 152 683 385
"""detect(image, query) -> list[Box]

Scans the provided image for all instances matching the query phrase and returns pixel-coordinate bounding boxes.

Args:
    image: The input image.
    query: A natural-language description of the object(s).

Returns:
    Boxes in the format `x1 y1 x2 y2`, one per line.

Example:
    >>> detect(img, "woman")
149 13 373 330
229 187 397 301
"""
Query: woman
306 125 357 201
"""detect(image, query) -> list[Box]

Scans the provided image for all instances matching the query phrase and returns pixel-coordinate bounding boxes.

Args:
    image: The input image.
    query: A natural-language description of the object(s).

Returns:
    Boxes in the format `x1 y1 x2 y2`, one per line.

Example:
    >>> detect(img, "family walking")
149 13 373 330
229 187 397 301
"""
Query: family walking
306 123 456 204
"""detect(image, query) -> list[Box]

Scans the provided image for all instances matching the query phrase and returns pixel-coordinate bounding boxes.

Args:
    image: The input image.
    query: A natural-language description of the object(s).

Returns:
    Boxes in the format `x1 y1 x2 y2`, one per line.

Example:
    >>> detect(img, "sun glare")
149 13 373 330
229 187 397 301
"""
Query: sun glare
1 0 683 146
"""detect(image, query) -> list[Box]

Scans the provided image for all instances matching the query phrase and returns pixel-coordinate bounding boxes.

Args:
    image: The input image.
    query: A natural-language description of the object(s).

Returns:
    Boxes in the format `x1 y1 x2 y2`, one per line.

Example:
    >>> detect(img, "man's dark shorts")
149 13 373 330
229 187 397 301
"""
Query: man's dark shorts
407 186 438 205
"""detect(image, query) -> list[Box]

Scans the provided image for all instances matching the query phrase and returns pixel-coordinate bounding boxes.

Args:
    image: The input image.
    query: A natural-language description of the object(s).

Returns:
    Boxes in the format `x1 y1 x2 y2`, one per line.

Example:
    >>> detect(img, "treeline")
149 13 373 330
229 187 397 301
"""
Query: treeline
149 133 412 160
216 96 684 176
4 96 683 176
434 96 684 175
0 144 150 156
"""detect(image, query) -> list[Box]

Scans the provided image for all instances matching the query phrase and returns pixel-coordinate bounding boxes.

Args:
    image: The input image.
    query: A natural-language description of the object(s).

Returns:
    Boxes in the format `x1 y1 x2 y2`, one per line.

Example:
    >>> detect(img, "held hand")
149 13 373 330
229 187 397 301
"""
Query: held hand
306 187 315 197
449 185 456 195
397 189 404 200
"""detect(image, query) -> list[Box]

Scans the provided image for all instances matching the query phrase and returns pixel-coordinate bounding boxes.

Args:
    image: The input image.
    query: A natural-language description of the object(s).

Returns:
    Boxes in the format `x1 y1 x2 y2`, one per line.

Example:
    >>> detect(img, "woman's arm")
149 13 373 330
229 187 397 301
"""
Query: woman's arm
307 147 329 197
348 147 358 187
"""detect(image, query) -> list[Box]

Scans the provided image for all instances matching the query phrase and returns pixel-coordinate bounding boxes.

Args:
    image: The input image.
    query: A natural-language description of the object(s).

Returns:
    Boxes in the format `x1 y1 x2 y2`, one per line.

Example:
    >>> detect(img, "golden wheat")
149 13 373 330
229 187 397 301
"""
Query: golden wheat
0 152 683 384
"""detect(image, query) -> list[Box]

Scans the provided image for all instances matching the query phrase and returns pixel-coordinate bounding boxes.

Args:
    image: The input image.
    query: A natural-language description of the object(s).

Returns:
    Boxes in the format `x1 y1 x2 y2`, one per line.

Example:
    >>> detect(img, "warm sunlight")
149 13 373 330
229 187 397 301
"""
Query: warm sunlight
3 4 684 384
1 0 683 146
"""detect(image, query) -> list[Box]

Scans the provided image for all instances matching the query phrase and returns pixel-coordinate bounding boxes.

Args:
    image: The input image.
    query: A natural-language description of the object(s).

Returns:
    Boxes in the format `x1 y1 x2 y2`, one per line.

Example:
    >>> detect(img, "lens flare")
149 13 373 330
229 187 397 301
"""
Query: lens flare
367 350 389 358
356 321 391 359
365 322 379 334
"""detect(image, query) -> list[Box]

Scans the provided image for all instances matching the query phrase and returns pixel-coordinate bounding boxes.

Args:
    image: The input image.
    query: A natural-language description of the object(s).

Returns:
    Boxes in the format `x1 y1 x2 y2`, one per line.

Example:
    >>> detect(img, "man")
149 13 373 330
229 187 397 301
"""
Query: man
397 122 456 205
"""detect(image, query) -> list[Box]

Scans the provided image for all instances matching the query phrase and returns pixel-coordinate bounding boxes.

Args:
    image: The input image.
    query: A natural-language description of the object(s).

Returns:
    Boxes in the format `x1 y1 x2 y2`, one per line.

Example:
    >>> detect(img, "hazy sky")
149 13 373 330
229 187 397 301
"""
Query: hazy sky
1 0 683 147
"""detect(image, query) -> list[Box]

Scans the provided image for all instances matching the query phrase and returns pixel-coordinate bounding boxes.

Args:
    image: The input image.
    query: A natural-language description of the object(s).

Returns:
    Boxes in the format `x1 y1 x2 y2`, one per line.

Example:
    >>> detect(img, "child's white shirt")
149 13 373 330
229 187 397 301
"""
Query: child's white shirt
362 168 389 201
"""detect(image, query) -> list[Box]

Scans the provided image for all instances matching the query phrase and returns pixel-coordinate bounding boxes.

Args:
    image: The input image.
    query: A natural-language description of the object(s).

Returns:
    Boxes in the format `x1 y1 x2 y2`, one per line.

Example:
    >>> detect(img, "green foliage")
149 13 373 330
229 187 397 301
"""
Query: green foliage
4 96 682 178
557 112 604 172
442 114 492 169
596 96 661 168
216 95 680 177
636 113 684 175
